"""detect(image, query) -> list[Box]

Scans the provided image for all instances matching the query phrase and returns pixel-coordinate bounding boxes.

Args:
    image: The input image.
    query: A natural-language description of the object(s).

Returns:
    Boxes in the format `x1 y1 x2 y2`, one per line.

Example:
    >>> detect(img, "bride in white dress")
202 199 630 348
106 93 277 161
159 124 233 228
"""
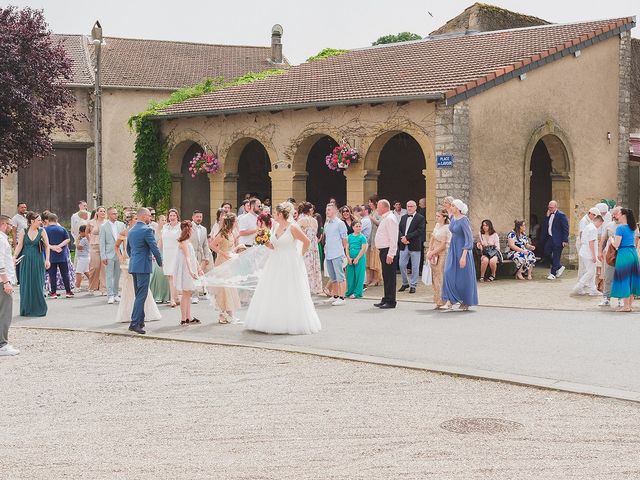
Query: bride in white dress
244 202 321 335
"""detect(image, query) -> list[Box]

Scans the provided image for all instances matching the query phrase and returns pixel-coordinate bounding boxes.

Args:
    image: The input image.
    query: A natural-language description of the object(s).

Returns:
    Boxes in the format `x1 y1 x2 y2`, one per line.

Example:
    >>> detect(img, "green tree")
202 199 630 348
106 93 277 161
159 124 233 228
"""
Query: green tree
372 32 422 46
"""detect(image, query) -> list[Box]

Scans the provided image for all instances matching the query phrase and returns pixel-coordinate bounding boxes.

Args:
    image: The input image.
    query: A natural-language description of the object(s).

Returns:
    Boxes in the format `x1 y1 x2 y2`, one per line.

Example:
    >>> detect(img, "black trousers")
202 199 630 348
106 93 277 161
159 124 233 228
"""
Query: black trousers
47 261 72 294
379 247 398 306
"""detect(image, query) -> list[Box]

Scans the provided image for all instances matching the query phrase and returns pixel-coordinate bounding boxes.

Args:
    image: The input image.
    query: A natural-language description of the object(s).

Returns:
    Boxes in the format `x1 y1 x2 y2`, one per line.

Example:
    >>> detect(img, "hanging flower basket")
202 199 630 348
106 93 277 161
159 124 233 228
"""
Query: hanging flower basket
325 142 359 172
189 152 220 178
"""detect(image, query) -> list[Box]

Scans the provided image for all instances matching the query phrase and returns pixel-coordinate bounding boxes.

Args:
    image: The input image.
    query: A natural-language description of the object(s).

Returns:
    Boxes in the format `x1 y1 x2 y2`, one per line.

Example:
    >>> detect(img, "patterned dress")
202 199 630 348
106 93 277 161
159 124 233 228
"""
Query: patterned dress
299 215 322 295
431 223 451 307
505 231 536 273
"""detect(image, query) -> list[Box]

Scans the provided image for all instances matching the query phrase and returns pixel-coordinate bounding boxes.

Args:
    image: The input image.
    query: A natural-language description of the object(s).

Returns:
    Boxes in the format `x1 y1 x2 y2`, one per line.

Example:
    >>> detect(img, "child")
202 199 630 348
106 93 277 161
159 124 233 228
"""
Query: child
74 225 90 290
346 221 368 299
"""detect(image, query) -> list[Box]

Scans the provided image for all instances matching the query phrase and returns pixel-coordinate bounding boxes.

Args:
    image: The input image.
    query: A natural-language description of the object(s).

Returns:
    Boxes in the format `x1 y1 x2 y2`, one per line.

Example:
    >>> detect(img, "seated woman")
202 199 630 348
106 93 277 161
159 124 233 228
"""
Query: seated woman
476 219 501 282
506 219 537 280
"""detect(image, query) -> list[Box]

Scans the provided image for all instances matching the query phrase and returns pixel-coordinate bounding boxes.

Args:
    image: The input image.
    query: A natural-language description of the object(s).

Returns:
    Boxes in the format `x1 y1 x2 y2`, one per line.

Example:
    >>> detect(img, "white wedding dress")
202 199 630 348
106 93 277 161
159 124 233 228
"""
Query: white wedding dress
244 224 321 335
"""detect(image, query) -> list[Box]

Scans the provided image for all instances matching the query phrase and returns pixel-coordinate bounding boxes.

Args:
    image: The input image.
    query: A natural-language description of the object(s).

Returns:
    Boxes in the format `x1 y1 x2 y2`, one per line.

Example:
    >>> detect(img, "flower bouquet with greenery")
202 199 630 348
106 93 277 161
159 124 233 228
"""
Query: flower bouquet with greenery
188 152 220 178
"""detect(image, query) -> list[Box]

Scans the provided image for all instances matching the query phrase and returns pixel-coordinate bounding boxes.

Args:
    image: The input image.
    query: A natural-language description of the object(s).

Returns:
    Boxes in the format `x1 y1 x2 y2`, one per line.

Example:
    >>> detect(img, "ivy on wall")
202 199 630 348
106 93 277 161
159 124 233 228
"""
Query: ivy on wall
128 69 287 212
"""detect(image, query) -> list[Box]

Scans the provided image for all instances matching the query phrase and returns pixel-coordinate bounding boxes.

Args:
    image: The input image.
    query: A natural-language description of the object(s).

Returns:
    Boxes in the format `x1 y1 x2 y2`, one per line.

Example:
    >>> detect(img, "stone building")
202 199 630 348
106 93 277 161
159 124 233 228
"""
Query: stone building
152 16 636 242
0 29 287 221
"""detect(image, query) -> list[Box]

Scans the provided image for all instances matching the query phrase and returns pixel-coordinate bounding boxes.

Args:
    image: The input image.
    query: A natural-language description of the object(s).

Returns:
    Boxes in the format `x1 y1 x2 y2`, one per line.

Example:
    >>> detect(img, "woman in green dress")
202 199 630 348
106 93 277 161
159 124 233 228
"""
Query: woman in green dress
149 214 171 303
14 211 50 317
345 221 368 298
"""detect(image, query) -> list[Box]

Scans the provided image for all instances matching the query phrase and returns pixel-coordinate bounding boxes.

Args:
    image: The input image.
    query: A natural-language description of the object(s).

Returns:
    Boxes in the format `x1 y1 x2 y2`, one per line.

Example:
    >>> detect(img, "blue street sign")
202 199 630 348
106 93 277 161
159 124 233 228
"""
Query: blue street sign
437 155 454 168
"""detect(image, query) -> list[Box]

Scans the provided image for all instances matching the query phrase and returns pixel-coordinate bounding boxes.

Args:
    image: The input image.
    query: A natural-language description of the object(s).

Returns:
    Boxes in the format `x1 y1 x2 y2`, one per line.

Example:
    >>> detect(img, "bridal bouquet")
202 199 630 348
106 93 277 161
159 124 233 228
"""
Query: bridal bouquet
188 152 220 178
255 227 271 245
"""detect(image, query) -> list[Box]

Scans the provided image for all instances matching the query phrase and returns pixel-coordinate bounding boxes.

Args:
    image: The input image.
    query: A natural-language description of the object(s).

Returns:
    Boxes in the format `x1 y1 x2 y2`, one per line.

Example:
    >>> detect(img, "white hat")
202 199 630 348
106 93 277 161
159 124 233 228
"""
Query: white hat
588 207 601 217
452 199 468 215
596 202 609 214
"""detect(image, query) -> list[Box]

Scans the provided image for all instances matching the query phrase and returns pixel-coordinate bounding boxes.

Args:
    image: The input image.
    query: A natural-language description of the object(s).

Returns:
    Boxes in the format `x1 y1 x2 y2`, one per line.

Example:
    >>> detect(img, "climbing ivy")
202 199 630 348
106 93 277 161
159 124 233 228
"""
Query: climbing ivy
306 48 348 62
128 69 287 212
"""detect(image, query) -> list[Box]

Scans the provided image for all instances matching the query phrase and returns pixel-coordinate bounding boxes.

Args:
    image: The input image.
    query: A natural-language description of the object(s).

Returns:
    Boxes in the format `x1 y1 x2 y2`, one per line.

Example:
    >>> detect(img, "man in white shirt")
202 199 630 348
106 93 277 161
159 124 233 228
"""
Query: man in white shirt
189 210 213 304
238 198 261 247
0 215 18 356
392 201 407 223
70 200 88 241
374 199 399 309
573 208 603 296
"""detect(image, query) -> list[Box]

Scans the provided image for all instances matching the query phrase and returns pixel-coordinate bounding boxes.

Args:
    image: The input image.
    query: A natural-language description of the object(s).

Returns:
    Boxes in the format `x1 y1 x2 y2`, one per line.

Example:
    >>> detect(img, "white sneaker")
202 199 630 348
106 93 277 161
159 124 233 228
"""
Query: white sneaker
92 290 102 297
598 298 610 306
547 274 556 280
332 298 346 306
107 296 115 304
618 299 624 307
0 344 20 356
191 297 199 304
325 297 337 304
348 294 356 299
556 266 566 278
115 296 121 302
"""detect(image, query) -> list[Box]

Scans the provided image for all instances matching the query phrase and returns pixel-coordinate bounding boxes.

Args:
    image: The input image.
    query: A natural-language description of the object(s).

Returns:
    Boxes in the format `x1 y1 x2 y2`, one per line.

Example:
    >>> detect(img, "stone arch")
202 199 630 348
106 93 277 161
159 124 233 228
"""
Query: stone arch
167 129 212 175
222 136 275 208
524 121 574 234
303 135 346 210
361 126 435 221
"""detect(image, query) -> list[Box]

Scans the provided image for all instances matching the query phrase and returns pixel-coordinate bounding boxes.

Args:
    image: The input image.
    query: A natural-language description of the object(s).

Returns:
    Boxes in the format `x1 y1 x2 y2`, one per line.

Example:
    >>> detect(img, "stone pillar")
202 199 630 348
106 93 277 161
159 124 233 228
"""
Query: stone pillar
0 172 18 216
362 169 380 204
209 172 225 220
344 167 365 206
269 168 295 204
617 31 632 206
170 174 182 211
223 173 239 207
434 101 471 206
291 172 308 203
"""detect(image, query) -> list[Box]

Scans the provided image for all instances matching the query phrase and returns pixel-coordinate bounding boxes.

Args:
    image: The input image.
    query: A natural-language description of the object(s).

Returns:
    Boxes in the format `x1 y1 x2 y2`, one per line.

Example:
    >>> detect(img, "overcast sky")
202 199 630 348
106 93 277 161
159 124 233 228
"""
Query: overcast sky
8 0 640 64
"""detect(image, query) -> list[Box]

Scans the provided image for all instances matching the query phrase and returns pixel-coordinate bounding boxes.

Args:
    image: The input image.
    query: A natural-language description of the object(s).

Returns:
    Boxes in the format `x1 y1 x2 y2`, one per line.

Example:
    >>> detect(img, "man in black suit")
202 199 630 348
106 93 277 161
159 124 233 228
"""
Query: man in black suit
540 200 569 280
398 200 426 294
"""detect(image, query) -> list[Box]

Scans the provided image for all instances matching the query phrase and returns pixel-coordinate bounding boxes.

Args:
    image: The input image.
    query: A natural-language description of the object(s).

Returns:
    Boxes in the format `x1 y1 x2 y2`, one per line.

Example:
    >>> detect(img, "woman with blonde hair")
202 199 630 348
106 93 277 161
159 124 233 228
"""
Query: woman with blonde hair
297 202 323 295
426 209 452 309
210 212 242 324
86 206 107 294
365 196 383 287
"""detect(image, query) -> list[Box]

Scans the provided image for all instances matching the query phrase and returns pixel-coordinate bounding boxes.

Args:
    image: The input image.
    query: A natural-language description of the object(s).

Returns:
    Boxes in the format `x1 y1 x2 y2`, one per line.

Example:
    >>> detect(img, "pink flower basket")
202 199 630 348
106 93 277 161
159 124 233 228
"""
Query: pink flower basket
189 152 220 178
325 143 359 172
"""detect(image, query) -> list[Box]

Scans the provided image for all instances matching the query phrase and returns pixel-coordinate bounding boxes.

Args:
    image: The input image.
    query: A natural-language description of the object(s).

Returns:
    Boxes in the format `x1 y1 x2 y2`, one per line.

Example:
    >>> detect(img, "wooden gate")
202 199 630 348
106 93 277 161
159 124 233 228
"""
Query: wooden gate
18 148 87 224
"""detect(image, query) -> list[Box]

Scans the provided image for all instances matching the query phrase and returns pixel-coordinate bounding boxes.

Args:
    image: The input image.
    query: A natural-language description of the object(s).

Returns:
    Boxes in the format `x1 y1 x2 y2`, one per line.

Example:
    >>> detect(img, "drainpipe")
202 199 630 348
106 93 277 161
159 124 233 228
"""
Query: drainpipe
91 21 103 207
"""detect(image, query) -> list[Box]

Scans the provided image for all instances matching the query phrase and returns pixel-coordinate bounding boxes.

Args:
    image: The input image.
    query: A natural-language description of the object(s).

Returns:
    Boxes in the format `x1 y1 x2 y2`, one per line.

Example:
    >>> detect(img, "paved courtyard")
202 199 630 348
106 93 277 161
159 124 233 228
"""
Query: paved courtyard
2 328 640 480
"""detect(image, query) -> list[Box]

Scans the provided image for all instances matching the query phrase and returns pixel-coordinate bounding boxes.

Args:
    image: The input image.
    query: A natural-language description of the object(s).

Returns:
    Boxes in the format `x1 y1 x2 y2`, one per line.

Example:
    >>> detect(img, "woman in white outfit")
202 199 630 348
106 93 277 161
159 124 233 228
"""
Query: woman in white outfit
172 220 202 325
160 208 181 307
114 213 161 323
244 202 321 335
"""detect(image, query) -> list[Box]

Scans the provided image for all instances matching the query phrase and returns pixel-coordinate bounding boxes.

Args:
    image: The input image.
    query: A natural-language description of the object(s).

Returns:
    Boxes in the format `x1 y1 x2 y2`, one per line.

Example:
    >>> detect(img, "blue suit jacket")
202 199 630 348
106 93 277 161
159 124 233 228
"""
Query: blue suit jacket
540 210 569 246
126 222 162 274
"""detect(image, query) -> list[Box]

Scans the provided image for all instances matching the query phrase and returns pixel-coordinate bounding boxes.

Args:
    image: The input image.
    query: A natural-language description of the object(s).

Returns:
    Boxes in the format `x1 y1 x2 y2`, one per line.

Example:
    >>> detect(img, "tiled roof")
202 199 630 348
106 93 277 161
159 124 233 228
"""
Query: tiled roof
52 34 285 90
158 17 636 118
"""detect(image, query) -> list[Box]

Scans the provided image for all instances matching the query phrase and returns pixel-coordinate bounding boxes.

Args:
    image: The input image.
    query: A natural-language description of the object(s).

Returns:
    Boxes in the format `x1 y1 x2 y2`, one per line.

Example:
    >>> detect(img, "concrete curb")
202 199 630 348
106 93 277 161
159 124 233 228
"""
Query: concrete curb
16 325 640 404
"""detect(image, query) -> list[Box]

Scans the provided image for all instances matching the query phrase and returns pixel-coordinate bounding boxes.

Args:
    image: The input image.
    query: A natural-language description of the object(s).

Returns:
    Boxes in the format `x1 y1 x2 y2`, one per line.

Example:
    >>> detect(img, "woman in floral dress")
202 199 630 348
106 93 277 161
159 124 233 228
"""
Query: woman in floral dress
506 219 537 280
297 202 323 295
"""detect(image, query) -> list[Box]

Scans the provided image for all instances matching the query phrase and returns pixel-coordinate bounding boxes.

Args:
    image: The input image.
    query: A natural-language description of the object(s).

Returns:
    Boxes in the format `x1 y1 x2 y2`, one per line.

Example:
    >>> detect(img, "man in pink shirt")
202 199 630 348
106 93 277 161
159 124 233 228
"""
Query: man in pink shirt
374 199 399 309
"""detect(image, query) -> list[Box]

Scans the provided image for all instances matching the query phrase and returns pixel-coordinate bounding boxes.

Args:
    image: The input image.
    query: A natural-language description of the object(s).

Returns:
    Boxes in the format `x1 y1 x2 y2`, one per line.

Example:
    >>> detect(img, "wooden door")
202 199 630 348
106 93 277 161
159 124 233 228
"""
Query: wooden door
18 148 87 224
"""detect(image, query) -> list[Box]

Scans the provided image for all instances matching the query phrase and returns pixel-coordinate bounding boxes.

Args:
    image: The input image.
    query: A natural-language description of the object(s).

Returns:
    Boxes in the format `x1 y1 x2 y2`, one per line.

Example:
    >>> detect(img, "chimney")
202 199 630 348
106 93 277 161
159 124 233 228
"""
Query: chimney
271 24 283 64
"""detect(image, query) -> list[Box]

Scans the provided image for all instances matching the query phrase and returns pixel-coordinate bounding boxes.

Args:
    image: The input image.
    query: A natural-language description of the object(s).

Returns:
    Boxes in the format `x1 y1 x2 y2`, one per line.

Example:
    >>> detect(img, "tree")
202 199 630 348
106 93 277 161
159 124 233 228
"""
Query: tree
372 32 422 46
0 7 76 176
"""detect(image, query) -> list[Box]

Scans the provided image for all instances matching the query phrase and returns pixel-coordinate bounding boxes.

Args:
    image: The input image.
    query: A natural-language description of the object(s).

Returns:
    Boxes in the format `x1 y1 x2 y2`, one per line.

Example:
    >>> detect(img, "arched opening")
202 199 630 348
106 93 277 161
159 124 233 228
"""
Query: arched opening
306 136 346 209
529 140 553 232
180 142 211 229
527 132 571 237
377 133 426 205
236 140 271 207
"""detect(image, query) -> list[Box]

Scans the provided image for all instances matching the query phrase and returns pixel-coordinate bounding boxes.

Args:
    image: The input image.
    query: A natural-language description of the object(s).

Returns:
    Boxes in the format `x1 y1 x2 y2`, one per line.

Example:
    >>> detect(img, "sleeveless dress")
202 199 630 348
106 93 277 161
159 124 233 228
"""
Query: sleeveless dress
19 228 47 317
161 223 181 275
116 233 162 323
172 241 198 292
213 234 241 312
150 228 171 303
298 216 322 295
244 225 321 335
611 224 640 299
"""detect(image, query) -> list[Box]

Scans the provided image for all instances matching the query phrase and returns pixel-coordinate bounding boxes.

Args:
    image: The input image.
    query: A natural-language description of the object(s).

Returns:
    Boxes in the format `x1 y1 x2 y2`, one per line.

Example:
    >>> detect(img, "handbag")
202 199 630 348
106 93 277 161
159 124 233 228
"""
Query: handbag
605 244 617 267
421 263 432 286
482 245 503 263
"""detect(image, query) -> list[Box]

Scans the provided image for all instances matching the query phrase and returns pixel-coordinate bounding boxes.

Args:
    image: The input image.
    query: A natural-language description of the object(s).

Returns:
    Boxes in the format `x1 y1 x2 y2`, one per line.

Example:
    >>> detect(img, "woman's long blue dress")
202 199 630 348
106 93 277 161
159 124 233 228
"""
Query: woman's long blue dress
442 215 478 306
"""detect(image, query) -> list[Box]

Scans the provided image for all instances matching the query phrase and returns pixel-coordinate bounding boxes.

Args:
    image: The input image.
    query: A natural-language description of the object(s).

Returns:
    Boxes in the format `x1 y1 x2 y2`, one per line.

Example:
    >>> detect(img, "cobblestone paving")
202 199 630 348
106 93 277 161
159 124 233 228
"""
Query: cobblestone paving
2 329 639 480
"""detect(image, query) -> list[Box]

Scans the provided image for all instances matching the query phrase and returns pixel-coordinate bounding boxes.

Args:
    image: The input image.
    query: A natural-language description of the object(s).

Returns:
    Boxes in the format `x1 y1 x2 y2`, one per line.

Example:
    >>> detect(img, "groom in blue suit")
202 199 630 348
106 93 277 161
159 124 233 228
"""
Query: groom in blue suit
126 208 162 334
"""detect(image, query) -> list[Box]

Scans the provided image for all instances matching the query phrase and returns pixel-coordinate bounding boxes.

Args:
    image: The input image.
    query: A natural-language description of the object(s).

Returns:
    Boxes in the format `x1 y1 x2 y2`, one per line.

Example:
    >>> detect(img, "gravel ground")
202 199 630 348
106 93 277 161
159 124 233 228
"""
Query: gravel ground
2 329 640 480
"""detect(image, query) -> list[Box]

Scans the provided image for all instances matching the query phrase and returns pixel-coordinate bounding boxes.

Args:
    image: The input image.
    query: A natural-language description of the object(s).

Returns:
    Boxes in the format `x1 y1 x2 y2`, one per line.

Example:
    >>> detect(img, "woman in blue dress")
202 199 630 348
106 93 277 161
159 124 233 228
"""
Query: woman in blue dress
442 199 478 310
610 208 640 312
505 219 537 280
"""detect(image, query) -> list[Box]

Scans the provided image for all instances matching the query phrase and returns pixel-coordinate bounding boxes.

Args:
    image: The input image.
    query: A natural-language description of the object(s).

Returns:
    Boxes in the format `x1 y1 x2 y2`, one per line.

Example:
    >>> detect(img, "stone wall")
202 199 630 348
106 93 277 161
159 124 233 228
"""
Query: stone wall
618 31 632 206
434 101 471 207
